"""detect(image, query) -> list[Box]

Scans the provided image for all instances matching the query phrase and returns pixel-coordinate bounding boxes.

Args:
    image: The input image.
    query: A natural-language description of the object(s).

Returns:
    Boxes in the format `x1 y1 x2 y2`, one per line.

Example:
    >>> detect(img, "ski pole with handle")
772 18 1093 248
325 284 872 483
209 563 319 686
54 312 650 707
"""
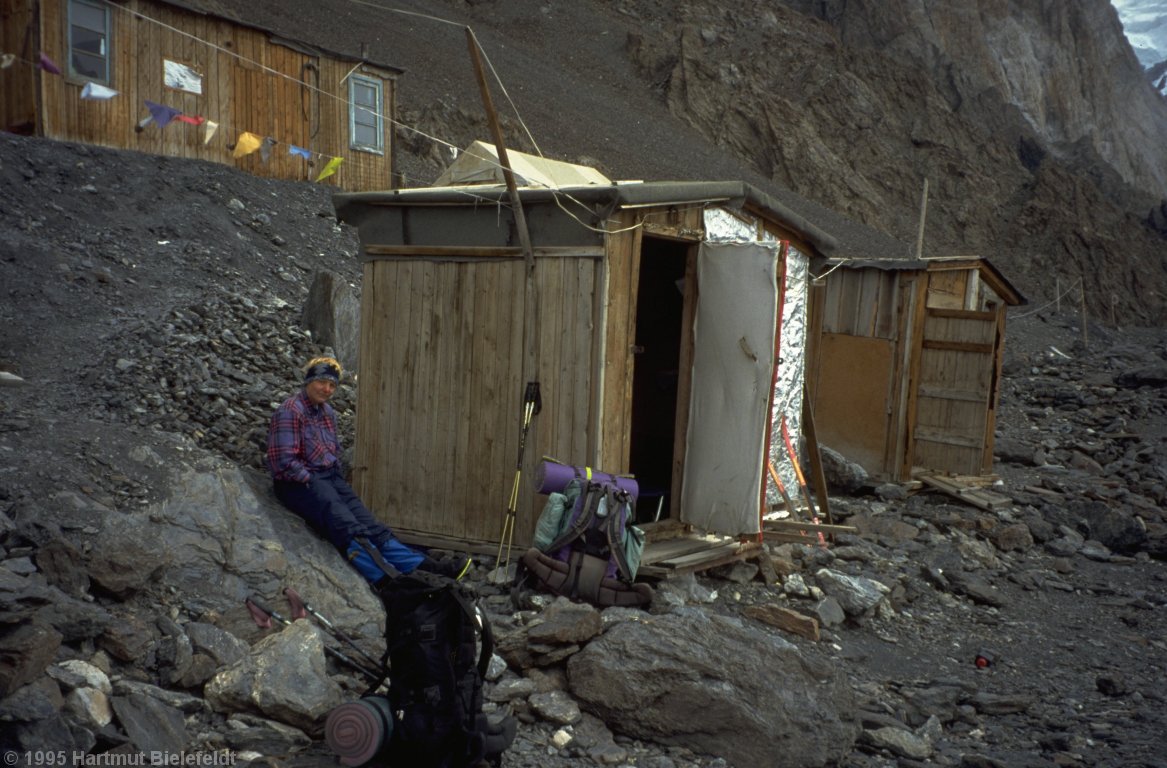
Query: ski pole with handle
283 587 382 672
245 597 381 682
496 381 540 571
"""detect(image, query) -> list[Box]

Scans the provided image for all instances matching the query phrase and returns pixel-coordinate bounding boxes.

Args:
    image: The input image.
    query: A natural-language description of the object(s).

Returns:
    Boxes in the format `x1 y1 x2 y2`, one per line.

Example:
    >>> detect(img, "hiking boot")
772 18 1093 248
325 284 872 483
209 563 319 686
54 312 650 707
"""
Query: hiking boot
418 554 473 581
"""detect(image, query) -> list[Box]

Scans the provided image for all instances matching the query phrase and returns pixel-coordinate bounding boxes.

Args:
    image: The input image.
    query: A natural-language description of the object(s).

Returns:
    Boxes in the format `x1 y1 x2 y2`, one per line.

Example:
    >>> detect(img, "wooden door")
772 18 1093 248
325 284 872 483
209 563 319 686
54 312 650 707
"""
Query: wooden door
907 307 1000 475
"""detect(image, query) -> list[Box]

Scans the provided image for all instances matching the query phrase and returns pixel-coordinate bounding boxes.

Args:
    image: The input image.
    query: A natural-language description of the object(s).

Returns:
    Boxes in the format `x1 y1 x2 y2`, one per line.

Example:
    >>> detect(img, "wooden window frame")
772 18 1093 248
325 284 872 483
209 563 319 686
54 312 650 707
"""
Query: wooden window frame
348 74 384 155
66 0 112 85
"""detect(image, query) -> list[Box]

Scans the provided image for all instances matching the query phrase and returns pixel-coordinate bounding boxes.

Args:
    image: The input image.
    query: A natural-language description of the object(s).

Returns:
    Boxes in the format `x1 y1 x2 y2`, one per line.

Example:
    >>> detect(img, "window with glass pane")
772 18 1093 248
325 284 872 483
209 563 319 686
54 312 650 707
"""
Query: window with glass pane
69 0 109 82
349 76 383 152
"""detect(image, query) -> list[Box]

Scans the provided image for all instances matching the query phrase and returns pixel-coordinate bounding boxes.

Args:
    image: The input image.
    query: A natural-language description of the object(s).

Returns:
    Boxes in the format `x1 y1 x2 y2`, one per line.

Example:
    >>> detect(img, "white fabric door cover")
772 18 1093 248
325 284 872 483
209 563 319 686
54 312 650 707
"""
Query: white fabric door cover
680 241 779 536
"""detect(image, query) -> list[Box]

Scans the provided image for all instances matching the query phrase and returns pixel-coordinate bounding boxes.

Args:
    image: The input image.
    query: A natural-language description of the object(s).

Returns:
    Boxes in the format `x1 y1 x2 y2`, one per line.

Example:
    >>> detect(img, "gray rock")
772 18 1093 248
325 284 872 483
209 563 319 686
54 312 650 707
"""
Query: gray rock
204 619 343 732
301 270 360 373
530 690 582 726
814 568 890 617
110 691 188 754
222 713 311 754
567 608 857 768
0 621 63 698
527 598 603 645
814 596 847 628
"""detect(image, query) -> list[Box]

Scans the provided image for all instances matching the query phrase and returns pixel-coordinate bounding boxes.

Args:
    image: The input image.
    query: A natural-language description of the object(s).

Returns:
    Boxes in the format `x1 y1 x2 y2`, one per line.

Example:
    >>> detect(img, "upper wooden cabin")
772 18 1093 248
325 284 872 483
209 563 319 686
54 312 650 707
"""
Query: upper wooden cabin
1 0 398 190
333 179 841 549
805 255 1026 483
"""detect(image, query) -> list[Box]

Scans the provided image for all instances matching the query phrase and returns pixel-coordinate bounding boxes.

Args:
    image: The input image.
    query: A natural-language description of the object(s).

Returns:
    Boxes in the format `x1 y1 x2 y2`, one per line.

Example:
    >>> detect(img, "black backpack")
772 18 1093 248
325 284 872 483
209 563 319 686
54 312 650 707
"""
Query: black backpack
336 541 516 768
375 569 515 768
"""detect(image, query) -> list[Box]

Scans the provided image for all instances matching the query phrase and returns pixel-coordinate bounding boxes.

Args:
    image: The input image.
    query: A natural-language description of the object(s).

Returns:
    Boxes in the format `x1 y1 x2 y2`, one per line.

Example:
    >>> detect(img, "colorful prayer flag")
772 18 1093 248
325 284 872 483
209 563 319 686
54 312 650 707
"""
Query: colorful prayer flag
144 100 181 129
174 114 206 126
80 82 118 100
38 52 61 75
288 145 311 160
0 53 15 70
202 121 219 145
315 156 343 182
232 131 262 158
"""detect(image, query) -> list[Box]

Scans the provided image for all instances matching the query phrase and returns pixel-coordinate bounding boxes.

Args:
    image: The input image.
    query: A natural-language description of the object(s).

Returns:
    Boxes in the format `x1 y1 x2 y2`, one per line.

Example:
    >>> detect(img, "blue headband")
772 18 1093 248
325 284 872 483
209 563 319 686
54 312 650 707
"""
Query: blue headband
304 362 340 384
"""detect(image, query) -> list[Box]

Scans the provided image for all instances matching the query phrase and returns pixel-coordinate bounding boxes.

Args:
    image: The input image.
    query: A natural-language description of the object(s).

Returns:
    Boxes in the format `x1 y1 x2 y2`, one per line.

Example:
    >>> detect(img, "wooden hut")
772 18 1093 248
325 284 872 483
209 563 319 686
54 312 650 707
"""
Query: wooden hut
333 177 842 551
805 256 1026 483
1 0 398 190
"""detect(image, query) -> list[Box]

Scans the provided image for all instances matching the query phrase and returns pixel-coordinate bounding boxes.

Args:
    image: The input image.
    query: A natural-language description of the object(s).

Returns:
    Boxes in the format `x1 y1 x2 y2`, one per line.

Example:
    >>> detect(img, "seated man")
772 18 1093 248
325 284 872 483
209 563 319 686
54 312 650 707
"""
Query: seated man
266 356 470 583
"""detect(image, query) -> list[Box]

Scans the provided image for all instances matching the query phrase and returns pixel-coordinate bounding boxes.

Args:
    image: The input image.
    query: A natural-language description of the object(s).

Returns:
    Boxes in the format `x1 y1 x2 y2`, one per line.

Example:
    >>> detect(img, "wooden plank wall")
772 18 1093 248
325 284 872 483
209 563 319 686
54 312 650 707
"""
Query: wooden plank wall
0 1 37 132
819 268 899 339
354 253 599 545
30 0 392 191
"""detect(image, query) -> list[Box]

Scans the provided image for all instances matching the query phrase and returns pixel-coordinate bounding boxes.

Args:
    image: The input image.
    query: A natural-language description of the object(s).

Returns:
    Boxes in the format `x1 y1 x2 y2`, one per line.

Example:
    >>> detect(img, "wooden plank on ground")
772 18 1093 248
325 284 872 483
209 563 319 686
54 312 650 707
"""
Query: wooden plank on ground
918 473 1012 511
764 520 857 535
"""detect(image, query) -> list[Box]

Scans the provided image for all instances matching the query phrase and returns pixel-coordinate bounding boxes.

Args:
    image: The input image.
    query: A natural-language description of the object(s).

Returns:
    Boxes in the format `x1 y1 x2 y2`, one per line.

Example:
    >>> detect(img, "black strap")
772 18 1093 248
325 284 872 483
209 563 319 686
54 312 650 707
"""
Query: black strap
604 486 637 583
543 481 604 554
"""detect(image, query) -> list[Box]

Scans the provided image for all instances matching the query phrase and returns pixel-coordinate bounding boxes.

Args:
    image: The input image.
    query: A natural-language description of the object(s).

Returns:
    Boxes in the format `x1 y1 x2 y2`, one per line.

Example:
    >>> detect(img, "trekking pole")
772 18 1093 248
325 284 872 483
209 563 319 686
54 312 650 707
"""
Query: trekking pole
496 381 541 572
779 416 827 547
245 597 381 682
283 587 383 672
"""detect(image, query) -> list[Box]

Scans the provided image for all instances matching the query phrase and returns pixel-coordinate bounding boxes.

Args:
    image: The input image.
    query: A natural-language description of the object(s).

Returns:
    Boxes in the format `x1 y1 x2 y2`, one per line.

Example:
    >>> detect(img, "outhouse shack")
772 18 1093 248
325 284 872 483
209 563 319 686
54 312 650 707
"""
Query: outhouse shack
805 255 1026 483
333 177 840 550
2 0 399 190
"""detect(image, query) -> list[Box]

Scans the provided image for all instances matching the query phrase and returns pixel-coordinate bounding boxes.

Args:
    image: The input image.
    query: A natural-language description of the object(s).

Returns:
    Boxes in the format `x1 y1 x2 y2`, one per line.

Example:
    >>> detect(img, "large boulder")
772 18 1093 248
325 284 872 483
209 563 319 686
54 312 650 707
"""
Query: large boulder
567 607 858 768
204 620 343 732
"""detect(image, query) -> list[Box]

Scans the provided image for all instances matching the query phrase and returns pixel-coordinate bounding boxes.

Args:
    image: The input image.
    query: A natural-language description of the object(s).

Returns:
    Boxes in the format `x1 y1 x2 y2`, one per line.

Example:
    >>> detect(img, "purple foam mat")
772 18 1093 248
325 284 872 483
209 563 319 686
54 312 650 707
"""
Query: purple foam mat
534 460 639 497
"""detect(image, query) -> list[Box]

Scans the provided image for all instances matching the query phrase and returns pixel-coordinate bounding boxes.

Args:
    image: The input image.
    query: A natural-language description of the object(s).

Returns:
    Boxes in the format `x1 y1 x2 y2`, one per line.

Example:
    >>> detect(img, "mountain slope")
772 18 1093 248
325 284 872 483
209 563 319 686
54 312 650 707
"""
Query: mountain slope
186 0 1167 323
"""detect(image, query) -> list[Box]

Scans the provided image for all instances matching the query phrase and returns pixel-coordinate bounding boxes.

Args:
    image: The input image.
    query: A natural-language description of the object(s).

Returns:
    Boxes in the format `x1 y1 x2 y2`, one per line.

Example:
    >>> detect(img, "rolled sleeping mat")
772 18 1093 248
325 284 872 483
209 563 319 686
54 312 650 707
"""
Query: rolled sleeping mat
324 696 394 767
534 460 639 498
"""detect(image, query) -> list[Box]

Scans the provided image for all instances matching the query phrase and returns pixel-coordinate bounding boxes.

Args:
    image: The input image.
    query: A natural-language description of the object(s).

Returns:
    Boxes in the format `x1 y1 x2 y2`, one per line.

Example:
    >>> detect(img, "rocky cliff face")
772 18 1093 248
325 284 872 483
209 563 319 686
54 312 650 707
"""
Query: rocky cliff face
615 0 1167 321
785 0 1167 198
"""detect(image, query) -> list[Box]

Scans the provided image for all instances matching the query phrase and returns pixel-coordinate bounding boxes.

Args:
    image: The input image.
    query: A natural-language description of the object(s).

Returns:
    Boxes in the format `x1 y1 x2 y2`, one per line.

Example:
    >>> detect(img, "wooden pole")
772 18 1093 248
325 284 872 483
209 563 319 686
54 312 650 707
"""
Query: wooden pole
465 28 535 274
914 178 929 260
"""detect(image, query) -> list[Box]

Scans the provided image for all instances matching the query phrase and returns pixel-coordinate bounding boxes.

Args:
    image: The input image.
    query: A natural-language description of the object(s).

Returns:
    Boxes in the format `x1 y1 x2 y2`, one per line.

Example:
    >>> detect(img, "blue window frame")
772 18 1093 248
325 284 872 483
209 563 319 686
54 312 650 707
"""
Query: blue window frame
68 0 111 83
348 74 383 154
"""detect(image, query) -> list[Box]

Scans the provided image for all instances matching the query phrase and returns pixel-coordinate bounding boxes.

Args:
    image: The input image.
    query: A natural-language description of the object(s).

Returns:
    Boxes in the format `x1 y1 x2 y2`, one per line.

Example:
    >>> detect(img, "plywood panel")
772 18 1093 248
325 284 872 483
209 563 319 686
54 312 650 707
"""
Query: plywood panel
811 333 894 476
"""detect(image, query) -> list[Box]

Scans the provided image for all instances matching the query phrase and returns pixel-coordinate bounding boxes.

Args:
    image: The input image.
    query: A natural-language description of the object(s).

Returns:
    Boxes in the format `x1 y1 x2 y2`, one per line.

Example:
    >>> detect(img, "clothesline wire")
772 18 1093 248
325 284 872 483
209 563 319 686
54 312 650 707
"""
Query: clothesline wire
1012 276 1084 319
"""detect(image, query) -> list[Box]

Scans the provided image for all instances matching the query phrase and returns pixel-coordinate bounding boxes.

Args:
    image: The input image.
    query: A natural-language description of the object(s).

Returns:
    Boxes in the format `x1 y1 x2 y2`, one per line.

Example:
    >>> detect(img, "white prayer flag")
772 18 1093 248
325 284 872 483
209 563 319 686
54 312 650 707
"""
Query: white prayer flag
80 82 118 100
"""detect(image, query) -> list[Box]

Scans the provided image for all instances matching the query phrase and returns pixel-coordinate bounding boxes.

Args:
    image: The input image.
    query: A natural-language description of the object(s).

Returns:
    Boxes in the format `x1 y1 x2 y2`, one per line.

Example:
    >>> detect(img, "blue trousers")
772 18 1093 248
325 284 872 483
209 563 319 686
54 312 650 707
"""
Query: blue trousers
273 465 424 575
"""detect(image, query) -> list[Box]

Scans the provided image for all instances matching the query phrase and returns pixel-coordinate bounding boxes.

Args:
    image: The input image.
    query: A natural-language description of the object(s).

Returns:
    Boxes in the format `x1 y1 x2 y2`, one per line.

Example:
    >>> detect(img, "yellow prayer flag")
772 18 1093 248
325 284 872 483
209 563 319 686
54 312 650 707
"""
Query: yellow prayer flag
232 131 262 158
203 120 219 145
315 156 343 182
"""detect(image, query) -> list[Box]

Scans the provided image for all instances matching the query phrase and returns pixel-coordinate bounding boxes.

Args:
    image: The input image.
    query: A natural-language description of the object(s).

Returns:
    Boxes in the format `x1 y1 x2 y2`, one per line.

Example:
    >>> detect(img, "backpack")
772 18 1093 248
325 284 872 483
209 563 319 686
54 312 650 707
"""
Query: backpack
327 543 516 768
519 479 653 608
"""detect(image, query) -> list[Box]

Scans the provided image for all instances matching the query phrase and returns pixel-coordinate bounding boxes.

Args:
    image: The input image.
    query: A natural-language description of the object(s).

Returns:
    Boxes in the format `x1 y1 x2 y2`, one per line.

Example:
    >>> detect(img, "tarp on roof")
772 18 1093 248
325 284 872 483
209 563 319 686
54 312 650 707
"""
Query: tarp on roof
433 140 611 188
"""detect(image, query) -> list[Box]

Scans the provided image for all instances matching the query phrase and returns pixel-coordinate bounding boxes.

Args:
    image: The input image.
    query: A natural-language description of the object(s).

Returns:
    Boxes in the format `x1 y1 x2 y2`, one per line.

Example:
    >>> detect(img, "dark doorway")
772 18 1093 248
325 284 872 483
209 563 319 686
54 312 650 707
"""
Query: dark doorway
628 237 688 523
